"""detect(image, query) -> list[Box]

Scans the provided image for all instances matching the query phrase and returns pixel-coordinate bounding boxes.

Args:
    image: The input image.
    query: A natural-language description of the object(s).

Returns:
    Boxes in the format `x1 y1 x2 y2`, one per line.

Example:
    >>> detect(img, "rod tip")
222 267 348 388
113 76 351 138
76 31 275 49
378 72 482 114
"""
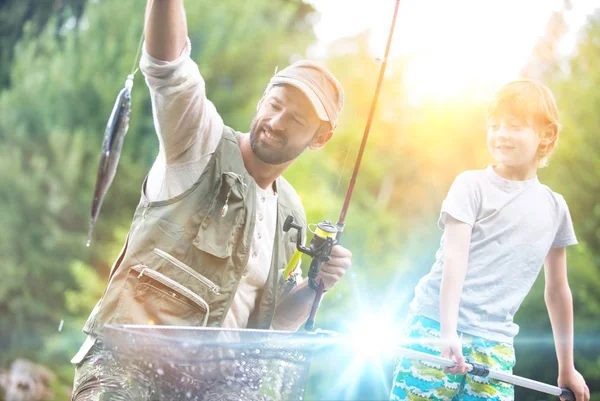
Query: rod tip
87 225 93 247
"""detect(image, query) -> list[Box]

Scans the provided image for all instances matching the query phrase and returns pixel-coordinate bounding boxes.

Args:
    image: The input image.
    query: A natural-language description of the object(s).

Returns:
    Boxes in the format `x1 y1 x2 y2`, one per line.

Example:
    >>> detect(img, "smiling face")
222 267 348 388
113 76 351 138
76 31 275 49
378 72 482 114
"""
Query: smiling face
487 116 542 168
487 80 561 169
249 84 331 165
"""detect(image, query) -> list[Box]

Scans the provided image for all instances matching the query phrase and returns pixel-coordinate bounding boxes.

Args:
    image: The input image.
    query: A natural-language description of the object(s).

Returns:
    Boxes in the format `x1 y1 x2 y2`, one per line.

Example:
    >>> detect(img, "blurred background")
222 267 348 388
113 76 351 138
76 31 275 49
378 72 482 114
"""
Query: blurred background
0 0 598 400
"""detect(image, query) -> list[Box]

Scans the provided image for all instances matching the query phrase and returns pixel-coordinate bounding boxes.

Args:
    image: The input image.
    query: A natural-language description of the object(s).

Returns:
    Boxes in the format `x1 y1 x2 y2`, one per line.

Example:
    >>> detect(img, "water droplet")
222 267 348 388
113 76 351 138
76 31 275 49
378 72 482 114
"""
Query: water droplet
156 368 164 376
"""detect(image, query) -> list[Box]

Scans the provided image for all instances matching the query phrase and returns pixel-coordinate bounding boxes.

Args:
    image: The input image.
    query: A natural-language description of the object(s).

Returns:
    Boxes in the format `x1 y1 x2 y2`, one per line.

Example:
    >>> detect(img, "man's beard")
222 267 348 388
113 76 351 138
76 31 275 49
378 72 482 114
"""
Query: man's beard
249 117 307 165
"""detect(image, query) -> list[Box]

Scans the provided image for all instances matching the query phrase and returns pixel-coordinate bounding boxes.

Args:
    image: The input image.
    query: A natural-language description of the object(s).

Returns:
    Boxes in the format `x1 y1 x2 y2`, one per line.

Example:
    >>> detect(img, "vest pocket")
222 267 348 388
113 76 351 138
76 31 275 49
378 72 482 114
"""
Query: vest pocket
193 172 247 259
112 264 209 327
153 248 221 294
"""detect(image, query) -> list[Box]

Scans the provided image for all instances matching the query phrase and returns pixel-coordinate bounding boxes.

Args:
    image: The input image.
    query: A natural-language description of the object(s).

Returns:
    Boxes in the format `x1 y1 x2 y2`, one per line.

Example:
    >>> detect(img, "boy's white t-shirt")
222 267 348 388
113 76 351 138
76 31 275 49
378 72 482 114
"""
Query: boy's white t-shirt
410 165 577 343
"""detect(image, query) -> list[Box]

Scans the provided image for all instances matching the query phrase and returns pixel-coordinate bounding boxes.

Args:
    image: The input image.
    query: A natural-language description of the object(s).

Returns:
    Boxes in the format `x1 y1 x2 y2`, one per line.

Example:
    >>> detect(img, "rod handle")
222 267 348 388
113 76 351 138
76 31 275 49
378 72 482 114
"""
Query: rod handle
560 387 575 401
305 279 325 331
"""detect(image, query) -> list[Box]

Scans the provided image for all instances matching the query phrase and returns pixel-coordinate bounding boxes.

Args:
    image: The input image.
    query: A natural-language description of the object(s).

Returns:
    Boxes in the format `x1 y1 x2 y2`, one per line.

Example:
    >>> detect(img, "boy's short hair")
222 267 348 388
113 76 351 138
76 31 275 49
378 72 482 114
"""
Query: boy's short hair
488 79 561 167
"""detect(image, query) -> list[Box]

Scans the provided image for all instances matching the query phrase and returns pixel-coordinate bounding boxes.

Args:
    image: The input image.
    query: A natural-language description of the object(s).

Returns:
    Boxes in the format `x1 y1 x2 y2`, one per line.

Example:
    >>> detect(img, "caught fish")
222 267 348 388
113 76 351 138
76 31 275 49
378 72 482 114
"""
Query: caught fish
87 74 134 247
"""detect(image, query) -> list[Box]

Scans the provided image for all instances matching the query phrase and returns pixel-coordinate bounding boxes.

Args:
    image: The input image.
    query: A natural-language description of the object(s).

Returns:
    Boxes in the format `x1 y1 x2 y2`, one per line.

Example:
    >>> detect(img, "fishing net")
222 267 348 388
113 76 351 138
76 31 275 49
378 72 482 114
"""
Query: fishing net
94 324 336 401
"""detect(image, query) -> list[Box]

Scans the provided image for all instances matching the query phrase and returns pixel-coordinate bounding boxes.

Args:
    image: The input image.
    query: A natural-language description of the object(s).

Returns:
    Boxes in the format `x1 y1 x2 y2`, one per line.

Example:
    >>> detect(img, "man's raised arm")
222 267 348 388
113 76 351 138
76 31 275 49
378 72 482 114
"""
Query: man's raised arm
141 0 224 202
144 0 188 61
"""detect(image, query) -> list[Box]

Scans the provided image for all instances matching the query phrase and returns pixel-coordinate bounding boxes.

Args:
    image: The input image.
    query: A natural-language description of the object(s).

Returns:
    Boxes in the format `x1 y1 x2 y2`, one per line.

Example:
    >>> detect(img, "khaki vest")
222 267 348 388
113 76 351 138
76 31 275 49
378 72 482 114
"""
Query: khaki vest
82 127 306 339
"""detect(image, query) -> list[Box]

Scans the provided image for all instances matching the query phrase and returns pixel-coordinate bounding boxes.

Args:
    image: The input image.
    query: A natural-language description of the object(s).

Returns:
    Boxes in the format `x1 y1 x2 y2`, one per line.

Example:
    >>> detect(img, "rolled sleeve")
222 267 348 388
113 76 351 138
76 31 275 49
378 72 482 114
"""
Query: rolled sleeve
140 38 223 165
141 38 225 201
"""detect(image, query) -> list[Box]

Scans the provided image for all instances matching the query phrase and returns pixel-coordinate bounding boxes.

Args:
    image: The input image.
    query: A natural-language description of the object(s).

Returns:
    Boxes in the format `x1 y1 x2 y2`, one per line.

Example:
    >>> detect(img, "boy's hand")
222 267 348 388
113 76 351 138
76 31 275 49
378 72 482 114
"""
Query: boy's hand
440 331 468 375
559 368 589 401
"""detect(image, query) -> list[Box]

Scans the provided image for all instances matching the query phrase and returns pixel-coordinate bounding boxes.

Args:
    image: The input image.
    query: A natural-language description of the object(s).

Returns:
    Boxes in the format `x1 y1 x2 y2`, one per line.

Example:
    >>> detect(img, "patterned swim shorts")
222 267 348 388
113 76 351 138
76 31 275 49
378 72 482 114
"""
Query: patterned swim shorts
390 315 515 401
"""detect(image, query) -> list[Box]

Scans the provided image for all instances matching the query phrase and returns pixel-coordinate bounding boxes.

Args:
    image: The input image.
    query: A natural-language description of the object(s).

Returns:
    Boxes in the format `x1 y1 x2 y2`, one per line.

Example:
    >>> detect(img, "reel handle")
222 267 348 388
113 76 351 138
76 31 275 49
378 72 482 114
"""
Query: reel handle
283 215 301 233
283 215 312 255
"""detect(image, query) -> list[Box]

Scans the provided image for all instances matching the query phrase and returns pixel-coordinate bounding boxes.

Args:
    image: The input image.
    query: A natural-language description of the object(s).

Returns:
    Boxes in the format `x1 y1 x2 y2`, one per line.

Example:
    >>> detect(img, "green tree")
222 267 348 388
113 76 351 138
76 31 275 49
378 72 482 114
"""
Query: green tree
0 0 87 88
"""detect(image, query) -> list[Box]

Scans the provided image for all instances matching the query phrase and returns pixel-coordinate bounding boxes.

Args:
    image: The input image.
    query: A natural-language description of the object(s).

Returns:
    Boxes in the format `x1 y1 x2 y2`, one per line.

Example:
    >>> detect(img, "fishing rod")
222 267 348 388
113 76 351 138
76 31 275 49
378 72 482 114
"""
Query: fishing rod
395 346 576 400
283 0 402 331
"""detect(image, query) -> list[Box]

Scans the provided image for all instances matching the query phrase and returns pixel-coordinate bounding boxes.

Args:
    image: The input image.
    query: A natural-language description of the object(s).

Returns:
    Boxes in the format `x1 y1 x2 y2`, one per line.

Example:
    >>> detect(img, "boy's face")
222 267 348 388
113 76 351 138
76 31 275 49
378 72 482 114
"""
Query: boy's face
487 115 542 168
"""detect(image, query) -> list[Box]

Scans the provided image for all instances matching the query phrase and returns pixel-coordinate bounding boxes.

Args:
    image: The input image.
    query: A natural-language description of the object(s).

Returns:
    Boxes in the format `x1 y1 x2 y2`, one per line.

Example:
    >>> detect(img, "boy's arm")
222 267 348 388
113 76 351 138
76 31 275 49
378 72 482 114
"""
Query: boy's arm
544 247 590 401
439 215 472 374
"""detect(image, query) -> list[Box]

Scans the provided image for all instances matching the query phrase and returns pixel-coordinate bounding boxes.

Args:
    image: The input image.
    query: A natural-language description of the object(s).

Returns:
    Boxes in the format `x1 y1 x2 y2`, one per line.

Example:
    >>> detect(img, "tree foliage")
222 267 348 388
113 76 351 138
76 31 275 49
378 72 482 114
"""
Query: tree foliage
0 0 87 88
0 0 598 400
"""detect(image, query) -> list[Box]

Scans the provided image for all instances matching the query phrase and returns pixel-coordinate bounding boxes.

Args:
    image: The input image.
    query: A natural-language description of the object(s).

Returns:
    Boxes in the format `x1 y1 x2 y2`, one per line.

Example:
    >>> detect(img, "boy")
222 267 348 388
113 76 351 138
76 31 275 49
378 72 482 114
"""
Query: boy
390 80 589 401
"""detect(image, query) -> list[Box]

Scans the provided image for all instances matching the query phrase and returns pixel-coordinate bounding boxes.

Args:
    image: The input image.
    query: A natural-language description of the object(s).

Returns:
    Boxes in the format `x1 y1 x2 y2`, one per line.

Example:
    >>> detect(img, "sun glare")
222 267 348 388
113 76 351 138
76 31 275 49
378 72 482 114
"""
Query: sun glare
344 314 404 359
401 51 482 103
309 0 593 102
316 269 414 400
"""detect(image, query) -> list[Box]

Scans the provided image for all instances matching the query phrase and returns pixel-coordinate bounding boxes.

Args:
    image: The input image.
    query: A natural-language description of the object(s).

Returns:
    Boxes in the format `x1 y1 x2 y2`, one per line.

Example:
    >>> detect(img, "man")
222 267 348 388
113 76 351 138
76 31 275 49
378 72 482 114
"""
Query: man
71 0 352 399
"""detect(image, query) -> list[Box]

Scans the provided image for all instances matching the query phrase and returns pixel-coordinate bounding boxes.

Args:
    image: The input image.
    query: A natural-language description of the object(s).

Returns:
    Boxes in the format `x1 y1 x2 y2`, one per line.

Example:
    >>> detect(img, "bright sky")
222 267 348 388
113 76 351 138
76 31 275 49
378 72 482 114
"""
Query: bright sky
308 0 599 102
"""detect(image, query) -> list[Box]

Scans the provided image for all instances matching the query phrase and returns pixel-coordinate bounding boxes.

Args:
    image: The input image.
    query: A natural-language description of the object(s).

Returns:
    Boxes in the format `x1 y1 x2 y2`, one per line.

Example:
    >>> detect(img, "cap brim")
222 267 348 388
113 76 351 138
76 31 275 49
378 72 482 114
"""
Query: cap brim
270 77 329 122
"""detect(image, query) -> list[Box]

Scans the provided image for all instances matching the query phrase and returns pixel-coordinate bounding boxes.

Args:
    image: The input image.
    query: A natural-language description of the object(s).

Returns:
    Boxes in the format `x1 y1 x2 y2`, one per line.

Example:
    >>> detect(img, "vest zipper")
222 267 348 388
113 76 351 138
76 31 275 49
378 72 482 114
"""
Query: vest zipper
216 182 255 327
132 264 209 327
153 248 221 294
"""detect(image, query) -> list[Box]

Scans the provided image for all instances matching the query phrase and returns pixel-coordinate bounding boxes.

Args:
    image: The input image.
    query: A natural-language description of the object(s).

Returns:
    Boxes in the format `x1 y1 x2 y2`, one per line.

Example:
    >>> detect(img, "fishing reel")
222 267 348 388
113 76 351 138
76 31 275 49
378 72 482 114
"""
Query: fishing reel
283 215 339 331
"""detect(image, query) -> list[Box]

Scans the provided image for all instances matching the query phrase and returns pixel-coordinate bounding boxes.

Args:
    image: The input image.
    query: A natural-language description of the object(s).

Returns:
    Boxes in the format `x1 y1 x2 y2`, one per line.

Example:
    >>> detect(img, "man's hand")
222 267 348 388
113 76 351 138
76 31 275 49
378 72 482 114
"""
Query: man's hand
316 245 352 291
271 245 351 331
440 330 468 375
559 368 590 401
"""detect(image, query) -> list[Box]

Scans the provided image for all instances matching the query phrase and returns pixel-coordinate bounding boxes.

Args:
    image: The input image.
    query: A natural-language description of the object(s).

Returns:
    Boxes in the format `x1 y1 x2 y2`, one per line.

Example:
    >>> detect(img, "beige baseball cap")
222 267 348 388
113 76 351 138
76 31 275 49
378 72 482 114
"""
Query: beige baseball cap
269 60 344 130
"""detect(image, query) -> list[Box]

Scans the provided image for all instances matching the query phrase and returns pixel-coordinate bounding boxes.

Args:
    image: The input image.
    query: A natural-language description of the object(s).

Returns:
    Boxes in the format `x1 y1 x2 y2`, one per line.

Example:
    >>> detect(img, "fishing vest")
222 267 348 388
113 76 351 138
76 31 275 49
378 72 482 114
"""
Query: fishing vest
82 126 306 339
